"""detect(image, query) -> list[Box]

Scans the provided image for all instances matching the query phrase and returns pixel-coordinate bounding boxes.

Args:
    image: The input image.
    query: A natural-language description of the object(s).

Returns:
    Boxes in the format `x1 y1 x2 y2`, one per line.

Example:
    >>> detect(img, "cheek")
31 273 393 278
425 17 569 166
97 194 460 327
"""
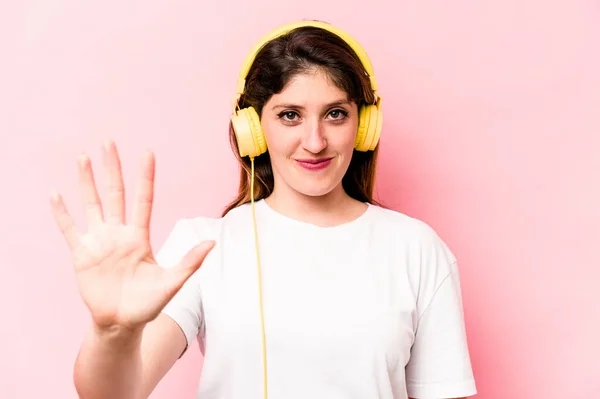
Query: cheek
261 119 278 148
335 125 358 153
340 114 359 146
262 119 292 156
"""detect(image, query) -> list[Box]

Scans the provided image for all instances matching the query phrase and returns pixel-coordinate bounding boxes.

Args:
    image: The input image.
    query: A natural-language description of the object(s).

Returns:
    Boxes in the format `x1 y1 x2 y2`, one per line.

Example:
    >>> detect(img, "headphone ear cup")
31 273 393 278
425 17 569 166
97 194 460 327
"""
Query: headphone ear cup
355 104 369 151
372 105 383 149
363 104 382 151
231 107 267 158
354 103 382 152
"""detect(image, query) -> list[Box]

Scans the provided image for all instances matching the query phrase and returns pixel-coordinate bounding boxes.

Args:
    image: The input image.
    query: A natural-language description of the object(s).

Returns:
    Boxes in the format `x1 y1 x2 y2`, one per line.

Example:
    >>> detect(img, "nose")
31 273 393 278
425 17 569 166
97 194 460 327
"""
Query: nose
301 119 327 154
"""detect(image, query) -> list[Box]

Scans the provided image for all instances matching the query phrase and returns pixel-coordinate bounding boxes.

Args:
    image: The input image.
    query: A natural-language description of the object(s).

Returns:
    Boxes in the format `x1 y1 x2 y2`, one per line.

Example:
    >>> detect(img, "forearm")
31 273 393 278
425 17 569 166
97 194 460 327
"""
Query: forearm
73 324 144 399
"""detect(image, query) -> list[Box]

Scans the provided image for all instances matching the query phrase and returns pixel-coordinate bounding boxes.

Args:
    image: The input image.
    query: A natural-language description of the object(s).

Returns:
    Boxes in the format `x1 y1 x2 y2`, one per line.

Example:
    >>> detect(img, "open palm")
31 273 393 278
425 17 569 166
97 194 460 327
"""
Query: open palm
50 141 214 330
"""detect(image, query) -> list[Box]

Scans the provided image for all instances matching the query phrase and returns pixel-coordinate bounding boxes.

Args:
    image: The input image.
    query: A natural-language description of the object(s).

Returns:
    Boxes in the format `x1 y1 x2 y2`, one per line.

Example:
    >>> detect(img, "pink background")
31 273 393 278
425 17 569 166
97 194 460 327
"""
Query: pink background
1 1 599 398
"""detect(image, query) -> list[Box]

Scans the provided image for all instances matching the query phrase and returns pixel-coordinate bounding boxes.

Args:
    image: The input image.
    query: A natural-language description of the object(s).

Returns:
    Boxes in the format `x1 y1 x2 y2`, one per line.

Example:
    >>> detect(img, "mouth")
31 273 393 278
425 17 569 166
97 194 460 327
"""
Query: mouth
294 157 334 171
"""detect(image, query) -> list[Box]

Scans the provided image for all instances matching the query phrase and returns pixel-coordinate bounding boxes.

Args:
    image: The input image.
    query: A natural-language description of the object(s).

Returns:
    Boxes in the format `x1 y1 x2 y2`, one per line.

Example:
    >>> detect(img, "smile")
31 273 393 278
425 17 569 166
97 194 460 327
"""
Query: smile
295 157 333 171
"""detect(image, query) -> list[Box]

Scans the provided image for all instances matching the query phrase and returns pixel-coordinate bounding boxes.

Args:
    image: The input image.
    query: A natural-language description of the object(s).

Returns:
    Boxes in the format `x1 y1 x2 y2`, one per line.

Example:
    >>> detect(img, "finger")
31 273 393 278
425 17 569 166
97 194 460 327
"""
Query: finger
131 150 155 233
102 140 126 225
77 154 104 228
49 191 81 252
162 240 216 297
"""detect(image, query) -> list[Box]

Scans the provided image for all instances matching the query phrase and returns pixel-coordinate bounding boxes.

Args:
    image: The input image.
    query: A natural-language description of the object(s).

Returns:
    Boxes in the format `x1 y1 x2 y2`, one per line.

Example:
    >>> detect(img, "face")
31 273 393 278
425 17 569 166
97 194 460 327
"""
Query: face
260 68 359 200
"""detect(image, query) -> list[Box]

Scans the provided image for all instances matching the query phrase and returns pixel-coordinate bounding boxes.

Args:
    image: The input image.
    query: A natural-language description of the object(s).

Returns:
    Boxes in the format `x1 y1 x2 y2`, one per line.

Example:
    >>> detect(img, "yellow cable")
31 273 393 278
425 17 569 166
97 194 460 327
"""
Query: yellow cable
250 157 268 399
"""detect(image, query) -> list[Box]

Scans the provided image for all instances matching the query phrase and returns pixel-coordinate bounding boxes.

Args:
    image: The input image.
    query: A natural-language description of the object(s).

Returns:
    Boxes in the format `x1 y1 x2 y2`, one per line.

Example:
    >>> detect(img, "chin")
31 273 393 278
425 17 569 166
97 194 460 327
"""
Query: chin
274 159 350 199
291 180 342 198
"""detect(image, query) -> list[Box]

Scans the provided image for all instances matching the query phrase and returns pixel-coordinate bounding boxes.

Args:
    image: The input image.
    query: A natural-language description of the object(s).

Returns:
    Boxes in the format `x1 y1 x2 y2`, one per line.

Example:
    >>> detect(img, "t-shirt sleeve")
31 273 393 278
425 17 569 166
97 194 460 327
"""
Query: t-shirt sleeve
405 229 477 398
154 218 205 355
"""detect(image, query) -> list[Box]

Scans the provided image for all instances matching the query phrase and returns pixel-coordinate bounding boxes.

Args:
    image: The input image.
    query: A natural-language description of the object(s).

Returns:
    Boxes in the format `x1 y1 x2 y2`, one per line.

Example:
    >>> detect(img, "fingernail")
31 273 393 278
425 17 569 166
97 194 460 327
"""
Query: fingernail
78 153 88 166
49 191 60 203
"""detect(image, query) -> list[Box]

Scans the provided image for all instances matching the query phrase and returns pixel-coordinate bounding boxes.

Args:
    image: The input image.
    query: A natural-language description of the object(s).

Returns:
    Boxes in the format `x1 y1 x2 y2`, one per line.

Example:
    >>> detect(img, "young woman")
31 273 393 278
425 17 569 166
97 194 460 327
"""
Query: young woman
50 20 477 399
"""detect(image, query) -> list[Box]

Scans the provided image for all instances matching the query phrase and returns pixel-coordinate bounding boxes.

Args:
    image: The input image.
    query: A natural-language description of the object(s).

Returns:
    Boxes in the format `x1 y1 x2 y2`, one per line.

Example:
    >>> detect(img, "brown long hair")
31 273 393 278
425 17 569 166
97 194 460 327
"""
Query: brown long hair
222 23 382 216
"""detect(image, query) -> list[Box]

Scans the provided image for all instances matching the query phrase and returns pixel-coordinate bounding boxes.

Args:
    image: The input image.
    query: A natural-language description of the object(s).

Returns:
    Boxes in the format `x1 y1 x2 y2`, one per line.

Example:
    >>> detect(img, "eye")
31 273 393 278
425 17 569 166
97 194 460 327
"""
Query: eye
278 111 299 122
276 108 349 124
328 109 349 120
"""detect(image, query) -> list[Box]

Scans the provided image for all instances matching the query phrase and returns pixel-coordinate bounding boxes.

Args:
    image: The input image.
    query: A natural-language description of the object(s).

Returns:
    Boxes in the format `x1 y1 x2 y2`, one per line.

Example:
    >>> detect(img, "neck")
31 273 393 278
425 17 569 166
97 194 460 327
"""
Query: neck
264 184 367 227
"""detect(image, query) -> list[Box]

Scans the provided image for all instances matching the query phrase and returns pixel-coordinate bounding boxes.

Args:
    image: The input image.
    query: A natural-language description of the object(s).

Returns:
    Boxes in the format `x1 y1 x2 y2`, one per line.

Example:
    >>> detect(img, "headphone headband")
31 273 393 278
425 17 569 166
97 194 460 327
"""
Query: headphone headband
233 20 379 111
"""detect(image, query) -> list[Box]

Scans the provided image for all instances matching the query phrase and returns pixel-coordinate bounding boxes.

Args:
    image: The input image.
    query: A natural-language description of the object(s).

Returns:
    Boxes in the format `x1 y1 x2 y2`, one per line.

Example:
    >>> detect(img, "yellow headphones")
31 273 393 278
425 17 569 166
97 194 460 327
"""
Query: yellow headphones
230 20 382 399
231 20 383 159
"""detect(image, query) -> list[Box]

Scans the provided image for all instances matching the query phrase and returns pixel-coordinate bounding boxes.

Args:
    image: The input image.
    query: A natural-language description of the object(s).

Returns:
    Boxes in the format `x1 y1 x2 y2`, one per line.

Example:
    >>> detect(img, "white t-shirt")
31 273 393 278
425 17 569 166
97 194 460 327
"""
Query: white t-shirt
156 199 477 399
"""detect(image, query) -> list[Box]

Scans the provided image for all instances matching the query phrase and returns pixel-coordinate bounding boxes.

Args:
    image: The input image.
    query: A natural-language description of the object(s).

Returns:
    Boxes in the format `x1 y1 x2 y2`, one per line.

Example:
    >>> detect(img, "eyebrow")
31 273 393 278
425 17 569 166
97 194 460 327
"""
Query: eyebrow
271 99 351 111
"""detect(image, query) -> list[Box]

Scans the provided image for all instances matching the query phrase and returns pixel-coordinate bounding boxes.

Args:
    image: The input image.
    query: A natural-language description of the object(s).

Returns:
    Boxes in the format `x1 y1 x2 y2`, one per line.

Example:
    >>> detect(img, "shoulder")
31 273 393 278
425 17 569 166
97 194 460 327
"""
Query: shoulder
172 202 254 240
155 203 254 267
365 203 457 264
366 204 446 242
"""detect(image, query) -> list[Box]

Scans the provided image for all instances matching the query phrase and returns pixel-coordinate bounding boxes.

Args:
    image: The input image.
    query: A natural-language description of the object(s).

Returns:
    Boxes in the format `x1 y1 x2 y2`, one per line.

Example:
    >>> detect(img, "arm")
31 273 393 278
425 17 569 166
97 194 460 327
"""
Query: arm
404 226 477 399
50 143 210 399
73 313 186 399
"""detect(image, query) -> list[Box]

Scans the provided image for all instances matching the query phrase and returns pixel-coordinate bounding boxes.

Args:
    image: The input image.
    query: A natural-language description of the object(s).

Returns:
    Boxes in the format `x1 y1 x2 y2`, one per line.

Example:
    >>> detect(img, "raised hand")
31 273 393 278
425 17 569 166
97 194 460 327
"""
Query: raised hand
50 141 214 332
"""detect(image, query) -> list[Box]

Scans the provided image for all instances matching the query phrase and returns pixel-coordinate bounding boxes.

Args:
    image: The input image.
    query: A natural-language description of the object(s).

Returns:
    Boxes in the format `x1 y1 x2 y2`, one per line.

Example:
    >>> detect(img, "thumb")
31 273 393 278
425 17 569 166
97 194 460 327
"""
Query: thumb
162 240 216 296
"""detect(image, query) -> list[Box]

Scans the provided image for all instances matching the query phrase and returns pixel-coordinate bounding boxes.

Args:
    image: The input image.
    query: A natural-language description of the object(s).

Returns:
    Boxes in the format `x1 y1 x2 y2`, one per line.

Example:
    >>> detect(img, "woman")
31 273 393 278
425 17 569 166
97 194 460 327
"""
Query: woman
50 20 477 399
